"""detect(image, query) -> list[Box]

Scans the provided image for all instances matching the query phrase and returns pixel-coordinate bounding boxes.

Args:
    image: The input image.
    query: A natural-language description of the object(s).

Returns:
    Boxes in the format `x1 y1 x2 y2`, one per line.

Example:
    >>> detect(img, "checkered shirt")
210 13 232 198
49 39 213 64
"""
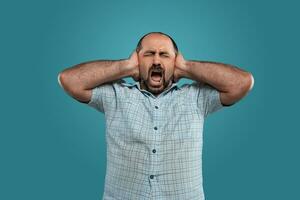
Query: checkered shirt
87 79 223 200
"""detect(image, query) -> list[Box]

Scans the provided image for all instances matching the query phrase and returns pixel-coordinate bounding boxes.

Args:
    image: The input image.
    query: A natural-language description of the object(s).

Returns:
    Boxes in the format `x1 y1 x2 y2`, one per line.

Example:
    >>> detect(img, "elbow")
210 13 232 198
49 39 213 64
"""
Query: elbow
58 71 69 90
228 72 254 99
57 70 73 92
249 73 255 91
58 72 63 88
244 72 254 92
236 72 254 97
57 71 91 103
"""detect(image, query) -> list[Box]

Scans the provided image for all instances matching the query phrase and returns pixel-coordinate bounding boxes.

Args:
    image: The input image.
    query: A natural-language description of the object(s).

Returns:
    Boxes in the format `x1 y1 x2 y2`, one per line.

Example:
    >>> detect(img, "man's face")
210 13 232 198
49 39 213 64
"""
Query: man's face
137 33 176 95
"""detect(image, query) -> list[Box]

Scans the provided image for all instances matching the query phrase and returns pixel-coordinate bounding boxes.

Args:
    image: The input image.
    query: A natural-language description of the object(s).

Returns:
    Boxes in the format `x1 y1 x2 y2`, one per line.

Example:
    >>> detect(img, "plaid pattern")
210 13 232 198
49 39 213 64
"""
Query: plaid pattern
88 79 223 200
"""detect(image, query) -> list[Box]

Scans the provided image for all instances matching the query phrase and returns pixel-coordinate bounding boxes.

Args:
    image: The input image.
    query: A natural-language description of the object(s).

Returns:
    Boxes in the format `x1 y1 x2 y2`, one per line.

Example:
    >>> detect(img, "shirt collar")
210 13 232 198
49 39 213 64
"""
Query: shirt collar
121 80 178 98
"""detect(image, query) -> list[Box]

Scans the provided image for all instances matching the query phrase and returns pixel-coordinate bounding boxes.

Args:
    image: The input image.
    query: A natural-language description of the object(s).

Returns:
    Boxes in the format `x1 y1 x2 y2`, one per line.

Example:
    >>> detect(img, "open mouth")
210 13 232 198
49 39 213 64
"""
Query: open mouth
150 70 163 83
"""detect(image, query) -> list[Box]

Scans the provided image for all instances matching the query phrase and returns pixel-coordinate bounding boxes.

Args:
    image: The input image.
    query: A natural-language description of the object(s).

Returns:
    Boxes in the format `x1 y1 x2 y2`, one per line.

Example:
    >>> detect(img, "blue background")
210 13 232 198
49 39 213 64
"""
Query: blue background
1 0 299 199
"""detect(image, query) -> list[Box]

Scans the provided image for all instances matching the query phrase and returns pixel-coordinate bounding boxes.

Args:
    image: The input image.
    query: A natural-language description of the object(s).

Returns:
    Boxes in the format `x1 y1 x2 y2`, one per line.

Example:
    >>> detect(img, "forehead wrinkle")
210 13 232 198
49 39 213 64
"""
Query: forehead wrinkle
144 48 171 53
142 44 175 55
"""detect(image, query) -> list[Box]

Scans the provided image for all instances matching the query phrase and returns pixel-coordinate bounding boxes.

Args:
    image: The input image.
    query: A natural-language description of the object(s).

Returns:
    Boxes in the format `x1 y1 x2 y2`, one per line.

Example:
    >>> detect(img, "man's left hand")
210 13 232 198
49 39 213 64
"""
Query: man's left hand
173 52 188 82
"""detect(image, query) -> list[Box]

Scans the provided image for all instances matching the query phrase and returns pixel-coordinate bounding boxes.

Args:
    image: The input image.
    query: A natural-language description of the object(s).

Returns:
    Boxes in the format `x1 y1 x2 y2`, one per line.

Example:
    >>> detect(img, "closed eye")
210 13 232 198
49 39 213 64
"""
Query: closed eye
144 51 170 57
159 52 169 57
144 52 154 56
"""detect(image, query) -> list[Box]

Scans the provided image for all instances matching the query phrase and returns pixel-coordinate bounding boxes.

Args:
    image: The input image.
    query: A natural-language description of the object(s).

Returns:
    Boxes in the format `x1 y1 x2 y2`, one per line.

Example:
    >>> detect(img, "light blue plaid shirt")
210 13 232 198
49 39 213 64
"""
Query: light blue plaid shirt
87 79 223 200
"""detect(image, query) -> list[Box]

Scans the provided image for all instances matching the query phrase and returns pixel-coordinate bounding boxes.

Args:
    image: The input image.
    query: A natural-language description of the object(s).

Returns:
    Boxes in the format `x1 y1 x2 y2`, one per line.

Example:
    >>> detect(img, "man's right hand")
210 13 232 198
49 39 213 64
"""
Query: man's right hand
126 50 140 81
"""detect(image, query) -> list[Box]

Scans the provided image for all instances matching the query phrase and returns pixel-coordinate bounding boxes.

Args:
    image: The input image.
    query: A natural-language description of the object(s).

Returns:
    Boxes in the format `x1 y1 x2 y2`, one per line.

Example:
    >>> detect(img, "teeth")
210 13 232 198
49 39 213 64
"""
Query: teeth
151 70 162 74
152 68 162 72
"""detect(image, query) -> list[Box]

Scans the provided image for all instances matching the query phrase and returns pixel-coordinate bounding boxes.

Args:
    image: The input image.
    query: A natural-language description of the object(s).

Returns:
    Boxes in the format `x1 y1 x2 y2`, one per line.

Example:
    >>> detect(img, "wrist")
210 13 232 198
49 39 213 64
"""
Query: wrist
180 60 192 79
117 59 131 77
185 60 208 81
123 59 139 80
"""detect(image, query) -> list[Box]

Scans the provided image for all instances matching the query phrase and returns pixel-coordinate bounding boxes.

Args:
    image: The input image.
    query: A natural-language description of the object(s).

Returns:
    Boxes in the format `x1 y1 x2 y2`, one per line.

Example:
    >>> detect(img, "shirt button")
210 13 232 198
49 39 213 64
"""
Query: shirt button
152 149 156 153
154 127 158 130
150 175 154 179
155 106 158 109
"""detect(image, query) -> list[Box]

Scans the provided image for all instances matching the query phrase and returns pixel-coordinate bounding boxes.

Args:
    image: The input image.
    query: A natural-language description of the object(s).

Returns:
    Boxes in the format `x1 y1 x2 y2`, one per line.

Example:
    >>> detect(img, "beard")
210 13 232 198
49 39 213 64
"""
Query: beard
140 64 173 95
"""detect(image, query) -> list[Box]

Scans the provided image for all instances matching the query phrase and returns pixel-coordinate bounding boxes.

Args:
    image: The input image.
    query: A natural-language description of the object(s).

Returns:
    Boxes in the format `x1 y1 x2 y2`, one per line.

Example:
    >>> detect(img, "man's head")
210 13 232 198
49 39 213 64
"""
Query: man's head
135 32 179 96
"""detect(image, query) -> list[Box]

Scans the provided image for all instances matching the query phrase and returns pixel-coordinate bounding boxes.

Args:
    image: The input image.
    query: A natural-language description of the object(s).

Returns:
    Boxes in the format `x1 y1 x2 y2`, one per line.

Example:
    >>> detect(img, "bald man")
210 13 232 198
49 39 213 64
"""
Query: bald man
58 32 254 200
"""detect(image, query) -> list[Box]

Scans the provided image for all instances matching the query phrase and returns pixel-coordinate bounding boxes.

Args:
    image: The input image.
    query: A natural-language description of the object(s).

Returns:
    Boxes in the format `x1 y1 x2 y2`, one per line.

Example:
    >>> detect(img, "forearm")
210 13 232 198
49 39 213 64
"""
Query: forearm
59 59 132 91
183 60 253 94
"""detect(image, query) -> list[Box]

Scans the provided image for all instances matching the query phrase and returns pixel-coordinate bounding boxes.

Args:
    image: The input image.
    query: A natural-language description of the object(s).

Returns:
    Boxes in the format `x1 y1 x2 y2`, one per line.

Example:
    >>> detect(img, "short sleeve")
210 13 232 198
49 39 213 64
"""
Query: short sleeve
188 81 224 117
87 79 124 113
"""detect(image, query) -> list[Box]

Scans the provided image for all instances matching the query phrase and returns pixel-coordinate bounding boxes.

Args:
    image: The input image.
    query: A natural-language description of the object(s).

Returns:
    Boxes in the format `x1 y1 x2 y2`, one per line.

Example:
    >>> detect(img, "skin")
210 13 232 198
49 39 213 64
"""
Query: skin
135 33 177 96
127 33 254 105
59 33 254 105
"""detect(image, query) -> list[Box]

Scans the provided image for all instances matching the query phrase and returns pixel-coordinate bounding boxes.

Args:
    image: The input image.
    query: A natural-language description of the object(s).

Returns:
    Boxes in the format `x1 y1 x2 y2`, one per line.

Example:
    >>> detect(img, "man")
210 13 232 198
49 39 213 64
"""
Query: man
58 32 254 200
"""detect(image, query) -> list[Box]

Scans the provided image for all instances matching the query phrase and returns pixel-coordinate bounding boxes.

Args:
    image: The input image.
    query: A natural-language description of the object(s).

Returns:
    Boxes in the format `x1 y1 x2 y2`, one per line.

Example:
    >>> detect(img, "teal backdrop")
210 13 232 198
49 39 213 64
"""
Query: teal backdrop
1 0 299 199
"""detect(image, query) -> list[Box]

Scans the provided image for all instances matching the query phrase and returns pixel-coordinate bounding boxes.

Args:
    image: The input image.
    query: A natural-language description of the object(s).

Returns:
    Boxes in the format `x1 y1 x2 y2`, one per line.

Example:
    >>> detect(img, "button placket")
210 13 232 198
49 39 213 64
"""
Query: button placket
149 101 160 188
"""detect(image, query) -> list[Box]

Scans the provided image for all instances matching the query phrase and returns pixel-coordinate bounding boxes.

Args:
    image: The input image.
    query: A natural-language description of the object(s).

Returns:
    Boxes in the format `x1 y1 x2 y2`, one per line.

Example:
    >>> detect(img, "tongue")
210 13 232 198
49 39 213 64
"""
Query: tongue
151 74 161 82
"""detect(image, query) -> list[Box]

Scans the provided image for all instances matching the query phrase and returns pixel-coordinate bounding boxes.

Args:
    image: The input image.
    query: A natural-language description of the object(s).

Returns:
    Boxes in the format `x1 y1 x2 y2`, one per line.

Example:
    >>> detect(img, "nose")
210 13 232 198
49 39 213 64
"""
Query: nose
153 54 161 65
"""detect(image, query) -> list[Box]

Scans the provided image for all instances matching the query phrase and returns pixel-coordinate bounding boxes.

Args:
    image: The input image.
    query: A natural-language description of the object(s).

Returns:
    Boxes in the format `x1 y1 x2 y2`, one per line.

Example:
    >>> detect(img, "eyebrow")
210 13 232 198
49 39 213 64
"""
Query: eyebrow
144 50 170 54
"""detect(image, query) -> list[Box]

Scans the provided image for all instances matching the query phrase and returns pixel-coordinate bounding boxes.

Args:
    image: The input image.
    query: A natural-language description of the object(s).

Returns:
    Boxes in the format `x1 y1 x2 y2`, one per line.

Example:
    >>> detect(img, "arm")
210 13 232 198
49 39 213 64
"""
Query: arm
58 51 139 103
174 53 254 106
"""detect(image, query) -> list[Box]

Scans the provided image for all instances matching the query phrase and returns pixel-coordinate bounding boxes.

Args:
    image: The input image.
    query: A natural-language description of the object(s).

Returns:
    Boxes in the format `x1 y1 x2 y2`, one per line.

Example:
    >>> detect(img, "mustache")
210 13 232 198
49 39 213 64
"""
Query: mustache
149 64 164 73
